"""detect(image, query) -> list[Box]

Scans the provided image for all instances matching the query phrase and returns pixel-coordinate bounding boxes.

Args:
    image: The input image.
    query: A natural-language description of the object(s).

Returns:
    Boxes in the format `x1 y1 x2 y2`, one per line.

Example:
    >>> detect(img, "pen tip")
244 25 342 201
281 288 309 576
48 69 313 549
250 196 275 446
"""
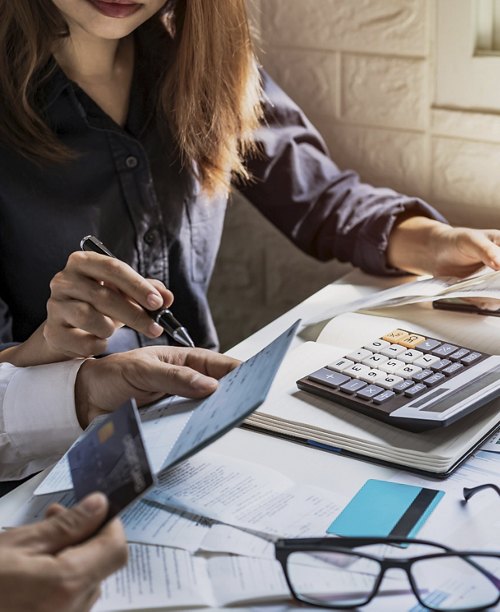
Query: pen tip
173 328 195 348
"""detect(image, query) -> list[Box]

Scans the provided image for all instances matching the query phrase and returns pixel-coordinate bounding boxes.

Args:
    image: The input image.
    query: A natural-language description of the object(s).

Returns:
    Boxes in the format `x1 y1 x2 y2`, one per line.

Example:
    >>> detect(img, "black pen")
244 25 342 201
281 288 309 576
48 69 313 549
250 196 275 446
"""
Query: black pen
80 235 195 348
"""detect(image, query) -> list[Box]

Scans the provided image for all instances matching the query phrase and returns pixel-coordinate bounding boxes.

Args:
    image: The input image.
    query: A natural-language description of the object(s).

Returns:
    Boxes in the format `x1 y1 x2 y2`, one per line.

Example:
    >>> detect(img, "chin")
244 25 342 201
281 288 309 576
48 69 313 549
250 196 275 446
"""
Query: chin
82 21 143 39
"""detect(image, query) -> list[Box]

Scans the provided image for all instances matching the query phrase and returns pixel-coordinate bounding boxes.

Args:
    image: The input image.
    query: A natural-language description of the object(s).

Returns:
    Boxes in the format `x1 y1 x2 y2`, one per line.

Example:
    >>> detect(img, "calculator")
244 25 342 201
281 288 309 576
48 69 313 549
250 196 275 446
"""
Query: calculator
297 328 500 432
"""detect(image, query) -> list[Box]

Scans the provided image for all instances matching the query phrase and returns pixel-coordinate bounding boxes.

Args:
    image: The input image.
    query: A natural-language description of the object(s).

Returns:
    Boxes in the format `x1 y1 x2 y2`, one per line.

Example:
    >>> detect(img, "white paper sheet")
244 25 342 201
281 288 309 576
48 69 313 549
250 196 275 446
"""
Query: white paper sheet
306 267 500 326
207 556 290 606
6 490 211 554
147 451 344 538
199 524 275 559
482 430 500 453
93 545 215 611
121 500 210 551
93 547 291 611
4 490 75 527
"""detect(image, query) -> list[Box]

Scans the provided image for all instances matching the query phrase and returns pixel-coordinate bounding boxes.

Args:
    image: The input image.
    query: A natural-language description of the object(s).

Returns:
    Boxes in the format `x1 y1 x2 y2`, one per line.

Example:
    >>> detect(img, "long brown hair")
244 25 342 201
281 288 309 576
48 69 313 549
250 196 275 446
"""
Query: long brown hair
0 0 262 193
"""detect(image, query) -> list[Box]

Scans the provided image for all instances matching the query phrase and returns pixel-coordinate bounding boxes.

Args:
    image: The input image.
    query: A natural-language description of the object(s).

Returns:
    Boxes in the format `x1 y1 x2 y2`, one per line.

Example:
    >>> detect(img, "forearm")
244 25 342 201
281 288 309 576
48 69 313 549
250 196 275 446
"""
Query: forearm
386 215 447 276
243 71 448 274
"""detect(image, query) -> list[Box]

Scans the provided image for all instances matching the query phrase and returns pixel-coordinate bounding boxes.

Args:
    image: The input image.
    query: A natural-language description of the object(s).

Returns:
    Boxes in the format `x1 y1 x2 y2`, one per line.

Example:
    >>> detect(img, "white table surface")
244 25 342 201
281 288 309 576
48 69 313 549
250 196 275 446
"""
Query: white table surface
1 270 498 612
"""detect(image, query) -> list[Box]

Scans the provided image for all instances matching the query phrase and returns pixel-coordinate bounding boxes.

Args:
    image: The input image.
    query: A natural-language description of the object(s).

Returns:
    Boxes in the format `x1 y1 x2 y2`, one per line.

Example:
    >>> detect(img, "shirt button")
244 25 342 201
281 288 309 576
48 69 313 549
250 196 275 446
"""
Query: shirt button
125 155 138 169
144 229 156 245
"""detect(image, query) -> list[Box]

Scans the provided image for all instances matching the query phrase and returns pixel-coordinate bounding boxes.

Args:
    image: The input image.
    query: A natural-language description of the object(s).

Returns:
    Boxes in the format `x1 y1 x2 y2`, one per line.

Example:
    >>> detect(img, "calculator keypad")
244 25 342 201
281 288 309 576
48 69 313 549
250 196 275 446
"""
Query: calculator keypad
297 328 493 431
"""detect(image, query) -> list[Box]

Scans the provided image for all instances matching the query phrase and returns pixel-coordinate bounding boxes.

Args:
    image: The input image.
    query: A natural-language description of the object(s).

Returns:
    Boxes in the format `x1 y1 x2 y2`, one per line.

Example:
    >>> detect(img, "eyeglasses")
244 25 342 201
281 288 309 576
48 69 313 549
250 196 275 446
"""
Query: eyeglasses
275 536 500 610
275 485 499 611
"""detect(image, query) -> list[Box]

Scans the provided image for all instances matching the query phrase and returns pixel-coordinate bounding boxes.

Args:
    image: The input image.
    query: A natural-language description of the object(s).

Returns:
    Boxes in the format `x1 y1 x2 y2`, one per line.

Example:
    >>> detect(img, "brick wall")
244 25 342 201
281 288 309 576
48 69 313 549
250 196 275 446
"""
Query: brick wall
209 0 500 350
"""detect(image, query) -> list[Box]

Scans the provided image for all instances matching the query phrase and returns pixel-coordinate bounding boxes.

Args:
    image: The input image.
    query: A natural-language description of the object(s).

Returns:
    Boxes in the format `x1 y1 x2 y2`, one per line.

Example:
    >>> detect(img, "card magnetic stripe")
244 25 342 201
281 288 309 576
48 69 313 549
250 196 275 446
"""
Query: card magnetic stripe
389 488 442 538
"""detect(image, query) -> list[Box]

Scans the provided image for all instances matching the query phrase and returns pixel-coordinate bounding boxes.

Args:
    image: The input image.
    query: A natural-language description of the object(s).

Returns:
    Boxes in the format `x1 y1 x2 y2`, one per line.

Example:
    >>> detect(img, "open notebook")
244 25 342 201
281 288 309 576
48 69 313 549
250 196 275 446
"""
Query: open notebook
245 305 500 477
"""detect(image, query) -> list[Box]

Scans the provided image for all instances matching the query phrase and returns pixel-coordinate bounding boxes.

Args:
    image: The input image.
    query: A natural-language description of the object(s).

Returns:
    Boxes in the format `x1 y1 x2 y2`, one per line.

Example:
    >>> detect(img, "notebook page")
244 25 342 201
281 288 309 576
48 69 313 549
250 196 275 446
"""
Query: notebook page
316 308 500 354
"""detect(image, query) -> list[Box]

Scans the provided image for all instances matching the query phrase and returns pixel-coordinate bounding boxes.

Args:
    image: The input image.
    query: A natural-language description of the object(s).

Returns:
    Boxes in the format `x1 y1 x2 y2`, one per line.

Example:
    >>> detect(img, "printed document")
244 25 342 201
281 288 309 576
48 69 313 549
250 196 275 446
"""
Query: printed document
147 451 345 537
6 487 277 557
93 544 409 611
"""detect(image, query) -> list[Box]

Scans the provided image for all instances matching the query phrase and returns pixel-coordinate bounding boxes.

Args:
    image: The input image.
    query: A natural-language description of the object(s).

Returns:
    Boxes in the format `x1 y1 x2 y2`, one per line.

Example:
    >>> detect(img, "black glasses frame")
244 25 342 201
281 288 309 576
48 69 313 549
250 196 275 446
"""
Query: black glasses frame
464 483 500 501
275 536 500 611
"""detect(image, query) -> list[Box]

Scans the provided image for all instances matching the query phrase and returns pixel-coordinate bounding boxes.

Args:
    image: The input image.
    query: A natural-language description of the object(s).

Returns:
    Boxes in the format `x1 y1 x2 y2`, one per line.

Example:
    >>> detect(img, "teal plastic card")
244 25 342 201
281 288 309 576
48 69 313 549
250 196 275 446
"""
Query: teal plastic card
327 479 444 538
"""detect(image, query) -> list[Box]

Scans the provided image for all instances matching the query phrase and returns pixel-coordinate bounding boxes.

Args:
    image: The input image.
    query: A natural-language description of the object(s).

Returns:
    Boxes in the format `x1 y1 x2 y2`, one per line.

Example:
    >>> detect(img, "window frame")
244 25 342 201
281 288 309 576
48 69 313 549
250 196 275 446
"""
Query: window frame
435 0 500 111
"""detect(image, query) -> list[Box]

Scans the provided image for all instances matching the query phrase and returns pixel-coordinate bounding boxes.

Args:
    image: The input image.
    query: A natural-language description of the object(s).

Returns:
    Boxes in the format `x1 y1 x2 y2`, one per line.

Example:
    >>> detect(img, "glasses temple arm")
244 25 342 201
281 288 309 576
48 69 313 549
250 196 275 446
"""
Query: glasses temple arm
463 483 500 501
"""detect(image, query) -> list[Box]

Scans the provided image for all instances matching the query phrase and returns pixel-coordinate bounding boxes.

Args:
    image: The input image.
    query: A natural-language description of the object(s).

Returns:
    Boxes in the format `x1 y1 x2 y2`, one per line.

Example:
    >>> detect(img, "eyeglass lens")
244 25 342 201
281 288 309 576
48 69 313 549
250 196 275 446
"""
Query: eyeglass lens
412 554 500 610
285 546 500 610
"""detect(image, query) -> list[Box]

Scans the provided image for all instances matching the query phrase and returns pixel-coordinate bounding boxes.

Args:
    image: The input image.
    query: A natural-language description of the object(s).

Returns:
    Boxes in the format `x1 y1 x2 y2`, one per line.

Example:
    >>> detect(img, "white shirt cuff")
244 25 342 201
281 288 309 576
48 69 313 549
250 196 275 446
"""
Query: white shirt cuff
4 360 85 461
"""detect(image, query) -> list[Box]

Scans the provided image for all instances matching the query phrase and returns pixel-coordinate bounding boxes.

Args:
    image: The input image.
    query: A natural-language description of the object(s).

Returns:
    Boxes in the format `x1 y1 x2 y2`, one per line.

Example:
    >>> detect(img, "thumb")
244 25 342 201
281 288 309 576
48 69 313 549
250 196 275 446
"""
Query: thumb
31 493 109 554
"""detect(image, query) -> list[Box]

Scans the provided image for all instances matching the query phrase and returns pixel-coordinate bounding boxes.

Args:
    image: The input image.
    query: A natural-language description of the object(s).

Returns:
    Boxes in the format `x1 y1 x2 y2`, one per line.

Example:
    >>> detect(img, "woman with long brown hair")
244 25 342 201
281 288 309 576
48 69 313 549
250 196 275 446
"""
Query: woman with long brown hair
0 0 499 366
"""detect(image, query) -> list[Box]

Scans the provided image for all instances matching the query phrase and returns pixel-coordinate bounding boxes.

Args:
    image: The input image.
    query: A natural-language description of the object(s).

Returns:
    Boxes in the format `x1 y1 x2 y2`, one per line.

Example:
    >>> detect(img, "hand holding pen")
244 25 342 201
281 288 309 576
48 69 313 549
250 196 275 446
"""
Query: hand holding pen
42 236 194 359
80 236 194 348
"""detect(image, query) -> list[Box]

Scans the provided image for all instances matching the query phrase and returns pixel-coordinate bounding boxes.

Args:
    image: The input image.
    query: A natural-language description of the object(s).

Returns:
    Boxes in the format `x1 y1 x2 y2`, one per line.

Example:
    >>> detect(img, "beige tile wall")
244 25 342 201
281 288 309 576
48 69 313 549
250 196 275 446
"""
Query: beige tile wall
209 0 500 350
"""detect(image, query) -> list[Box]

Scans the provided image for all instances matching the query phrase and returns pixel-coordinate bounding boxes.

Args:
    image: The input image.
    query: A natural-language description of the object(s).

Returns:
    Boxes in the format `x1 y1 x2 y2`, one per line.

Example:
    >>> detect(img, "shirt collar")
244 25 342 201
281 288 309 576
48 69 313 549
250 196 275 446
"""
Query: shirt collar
36 59 72 111
39 55 158 139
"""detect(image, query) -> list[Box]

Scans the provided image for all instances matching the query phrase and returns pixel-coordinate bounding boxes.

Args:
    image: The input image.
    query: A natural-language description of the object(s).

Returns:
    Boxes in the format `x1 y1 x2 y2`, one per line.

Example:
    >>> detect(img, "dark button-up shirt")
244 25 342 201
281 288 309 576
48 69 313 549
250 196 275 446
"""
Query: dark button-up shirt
0 59 445 352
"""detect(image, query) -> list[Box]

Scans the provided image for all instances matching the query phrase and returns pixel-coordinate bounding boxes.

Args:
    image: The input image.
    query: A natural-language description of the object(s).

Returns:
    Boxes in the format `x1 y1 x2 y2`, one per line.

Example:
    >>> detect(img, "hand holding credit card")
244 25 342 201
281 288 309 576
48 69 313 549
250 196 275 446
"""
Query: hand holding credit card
68 399 155 521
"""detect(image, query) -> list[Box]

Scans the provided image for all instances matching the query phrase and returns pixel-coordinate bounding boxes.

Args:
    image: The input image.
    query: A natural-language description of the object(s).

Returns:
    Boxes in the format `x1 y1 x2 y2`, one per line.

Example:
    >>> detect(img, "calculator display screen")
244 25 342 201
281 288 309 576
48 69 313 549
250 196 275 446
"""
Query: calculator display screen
418 367 500 413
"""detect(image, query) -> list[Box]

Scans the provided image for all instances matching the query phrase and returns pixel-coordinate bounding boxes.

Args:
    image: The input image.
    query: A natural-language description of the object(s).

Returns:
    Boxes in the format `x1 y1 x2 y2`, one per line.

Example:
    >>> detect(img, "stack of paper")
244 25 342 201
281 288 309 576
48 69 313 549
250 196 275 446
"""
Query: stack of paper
7 450 349 610
306 267 500 326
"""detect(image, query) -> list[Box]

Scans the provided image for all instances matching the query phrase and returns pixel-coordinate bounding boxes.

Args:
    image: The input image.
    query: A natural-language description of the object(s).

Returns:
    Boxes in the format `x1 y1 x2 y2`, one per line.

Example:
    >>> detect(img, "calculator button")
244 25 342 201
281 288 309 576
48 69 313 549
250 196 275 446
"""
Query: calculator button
327 358 354 372
393 379 415 393
413 354 440 369
346 348 373 362
380 344 406 358
363 339 390 352
373 390 396 404
395 364 423 379
380 359 406 374
461 352 482 365
362 353 389 368
404 383 427 397
423 372 446 387
432 343 458 357
359 369 387 384
415 338 442 352
398 334 426 349
412 368 433 382
449 348 469 361
339 379 367 395
382 329 410 343
431 358 452 371
378 374 404 389
308 369 351 388
344 363 371 379
442 362 465 376
356 384 384 400
399 349 423 363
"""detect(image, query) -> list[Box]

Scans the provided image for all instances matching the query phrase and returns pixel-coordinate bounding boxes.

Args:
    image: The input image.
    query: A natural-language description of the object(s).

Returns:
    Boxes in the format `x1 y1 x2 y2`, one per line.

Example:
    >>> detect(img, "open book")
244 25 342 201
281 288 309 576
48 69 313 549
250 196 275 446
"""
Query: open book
246 305 500 477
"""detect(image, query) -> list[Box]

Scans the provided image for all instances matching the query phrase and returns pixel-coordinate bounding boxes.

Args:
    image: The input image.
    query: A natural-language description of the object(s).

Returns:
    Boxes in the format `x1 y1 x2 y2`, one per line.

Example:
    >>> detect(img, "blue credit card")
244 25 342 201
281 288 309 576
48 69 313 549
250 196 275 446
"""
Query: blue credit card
68 399 155 520
327 479 444 539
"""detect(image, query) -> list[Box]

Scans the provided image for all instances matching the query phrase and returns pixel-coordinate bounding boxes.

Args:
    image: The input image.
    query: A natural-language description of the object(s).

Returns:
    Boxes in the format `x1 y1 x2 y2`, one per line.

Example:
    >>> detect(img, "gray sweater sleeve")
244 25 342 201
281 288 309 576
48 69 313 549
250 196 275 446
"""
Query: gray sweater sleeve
241 71 447 275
